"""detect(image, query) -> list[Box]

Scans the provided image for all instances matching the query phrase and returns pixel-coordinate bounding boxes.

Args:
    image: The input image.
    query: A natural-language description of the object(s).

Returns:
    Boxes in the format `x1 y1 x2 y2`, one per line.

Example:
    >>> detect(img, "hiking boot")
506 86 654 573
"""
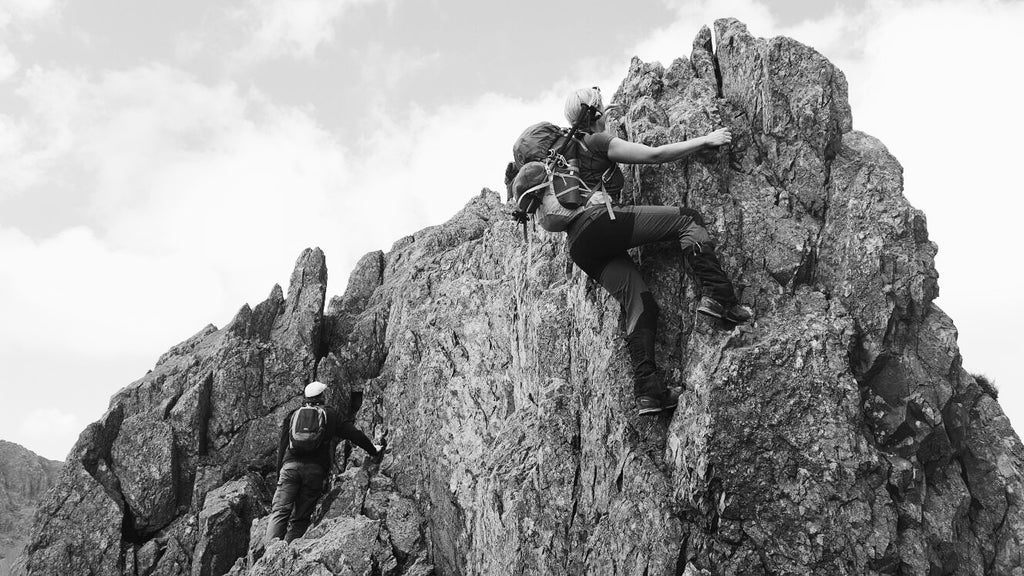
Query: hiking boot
637 386 684 416
697 296 752 324
636 395 664 416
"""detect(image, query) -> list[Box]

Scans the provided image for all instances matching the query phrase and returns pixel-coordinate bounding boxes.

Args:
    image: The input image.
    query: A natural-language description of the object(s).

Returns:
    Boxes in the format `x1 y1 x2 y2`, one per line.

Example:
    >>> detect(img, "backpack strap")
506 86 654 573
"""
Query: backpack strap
594 168 617 220
520 179 552 198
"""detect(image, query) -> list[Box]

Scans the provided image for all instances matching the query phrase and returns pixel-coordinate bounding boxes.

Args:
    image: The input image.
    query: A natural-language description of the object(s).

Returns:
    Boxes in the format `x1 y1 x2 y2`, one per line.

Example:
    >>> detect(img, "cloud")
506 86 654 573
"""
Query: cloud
12 407 80 461
631 0 875 69
0 43 17 81
1 68 90 200
358 44 441 92
0 0 59 84
0 225 232 357
3 64 367 300
0 0 58 23
350 92 562 228
631 0 777 63
230 0 378 63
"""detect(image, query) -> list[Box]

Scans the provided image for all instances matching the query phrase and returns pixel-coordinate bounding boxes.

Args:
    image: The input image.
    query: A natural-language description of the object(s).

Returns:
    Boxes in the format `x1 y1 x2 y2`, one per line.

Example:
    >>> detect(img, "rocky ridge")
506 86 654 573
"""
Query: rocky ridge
0 440 62 576
14 18 1024 576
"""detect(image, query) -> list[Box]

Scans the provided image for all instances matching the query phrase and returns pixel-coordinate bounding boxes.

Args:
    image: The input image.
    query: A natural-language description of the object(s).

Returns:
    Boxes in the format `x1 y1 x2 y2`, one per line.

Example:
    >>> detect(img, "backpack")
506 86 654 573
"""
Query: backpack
509 122 583 209
507 120 616 234
511 159 593 232
512 122 577 172
288 405 328 454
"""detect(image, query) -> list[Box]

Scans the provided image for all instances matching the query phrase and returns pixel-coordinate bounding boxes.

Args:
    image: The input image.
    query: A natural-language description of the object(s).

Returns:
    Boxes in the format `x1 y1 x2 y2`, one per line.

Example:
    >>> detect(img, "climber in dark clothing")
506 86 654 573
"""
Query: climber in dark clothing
266 381 381 543
560 87 752 416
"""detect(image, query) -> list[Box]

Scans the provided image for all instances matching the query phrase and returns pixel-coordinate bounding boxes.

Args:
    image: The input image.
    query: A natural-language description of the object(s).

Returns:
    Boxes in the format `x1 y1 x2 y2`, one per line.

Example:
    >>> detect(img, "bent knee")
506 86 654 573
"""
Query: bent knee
626 291 660 333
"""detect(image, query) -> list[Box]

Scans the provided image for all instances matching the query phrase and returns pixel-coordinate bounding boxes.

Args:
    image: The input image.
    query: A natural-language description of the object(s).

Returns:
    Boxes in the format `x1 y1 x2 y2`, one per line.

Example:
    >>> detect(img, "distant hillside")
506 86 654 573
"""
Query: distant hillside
0 441 62 576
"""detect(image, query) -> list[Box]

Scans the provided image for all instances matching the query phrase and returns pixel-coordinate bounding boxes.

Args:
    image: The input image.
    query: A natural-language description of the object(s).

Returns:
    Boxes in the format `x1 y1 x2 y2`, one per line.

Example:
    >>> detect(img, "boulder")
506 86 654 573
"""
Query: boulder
190 474 267 576
111 415 178 535
248 516 395 576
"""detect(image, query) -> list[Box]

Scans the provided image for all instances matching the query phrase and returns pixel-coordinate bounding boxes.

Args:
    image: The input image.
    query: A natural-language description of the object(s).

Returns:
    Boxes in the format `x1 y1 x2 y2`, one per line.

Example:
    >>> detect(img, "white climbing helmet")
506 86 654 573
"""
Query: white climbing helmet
304 381 328 398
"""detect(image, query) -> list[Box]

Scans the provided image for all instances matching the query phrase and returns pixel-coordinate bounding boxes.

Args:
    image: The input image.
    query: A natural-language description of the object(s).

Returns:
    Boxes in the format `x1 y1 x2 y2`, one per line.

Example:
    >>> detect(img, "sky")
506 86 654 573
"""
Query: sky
0 0 1021 461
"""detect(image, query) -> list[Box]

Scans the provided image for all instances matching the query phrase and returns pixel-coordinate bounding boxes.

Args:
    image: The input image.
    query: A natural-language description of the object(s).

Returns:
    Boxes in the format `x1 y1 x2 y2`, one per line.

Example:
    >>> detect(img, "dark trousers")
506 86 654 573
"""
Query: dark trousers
266 461 327 543
567 206 738 394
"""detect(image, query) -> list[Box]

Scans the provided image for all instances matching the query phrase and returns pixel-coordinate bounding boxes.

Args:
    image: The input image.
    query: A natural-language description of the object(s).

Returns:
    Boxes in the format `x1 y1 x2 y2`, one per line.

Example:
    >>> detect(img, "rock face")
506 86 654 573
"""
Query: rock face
14 18 1024 576
0 440 62 576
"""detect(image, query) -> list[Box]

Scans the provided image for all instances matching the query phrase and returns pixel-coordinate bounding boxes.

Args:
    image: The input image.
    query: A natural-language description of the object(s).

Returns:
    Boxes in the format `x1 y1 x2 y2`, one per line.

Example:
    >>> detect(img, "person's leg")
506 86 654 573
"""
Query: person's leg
591 254 651 336
625 291 659 381
568 212 653 339
572 204 720 254
624 291 672 415
619 205 744 314
688 244 745 313
619 205 712 250
284 463 327 542
571 246 670 413
265 463 301 543
568 207 725 413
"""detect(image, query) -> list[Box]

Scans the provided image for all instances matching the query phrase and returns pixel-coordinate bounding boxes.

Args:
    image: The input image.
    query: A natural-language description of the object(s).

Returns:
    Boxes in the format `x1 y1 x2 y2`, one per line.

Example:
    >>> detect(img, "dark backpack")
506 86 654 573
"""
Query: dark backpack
506 122 618 234
507 122 584 211
506 123 597 238
512 122 577 172
288 405 328 454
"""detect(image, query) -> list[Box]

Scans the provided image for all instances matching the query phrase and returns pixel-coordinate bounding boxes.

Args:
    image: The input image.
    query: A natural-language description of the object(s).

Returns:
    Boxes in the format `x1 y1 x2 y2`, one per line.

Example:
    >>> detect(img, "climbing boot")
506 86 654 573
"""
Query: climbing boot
636 395 664 416
634 370 665 416
685 243 747 319
697 296 752 324
634 368 684 416
637 385 683 416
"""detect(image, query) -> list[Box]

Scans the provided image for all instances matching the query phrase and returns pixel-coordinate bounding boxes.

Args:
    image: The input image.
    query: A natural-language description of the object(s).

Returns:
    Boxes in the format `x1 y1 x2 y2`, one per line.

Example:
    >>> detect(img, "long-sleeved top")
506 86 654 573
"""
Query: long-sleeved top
276 402 378 472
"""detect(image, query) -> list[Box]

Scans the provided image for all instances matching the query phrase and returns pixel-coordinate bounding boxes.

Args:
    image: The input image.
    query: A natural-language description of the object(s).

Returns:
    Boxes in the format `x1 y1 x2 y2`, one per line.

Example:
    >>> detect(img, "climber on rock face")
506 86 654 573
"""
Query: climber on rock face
535 87 752 416
266 381 382 544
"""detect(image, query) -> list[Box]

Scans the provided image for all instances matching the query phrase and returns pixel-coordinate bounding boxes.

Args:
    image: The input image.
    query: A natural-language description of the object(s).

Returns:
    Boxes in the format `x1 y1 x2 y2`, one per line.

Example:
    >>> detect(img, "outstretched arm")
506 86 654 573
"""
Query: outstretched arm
606 128 731 164
337 420 379 456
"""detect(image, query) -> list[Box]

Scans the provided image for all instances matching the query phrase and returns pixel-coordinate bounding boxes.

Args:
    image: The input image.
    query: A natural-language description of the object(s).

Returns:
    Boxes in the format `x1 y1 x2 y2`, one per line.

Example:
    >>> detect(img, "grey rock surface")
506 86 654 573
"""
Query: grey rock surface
246 516 396 576
13 18 1024 576
0 441 61 576
14 408 126 576
191 474 267 576
111 415 178 535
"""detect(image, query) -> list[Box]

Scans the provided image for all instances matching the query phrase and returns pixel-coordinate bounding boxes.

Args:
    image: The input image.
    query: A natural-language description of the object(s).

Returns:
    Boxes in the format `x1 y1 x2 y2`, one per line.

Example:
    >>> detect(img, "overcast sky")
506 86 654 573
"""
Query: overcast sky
1 0 1021 461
